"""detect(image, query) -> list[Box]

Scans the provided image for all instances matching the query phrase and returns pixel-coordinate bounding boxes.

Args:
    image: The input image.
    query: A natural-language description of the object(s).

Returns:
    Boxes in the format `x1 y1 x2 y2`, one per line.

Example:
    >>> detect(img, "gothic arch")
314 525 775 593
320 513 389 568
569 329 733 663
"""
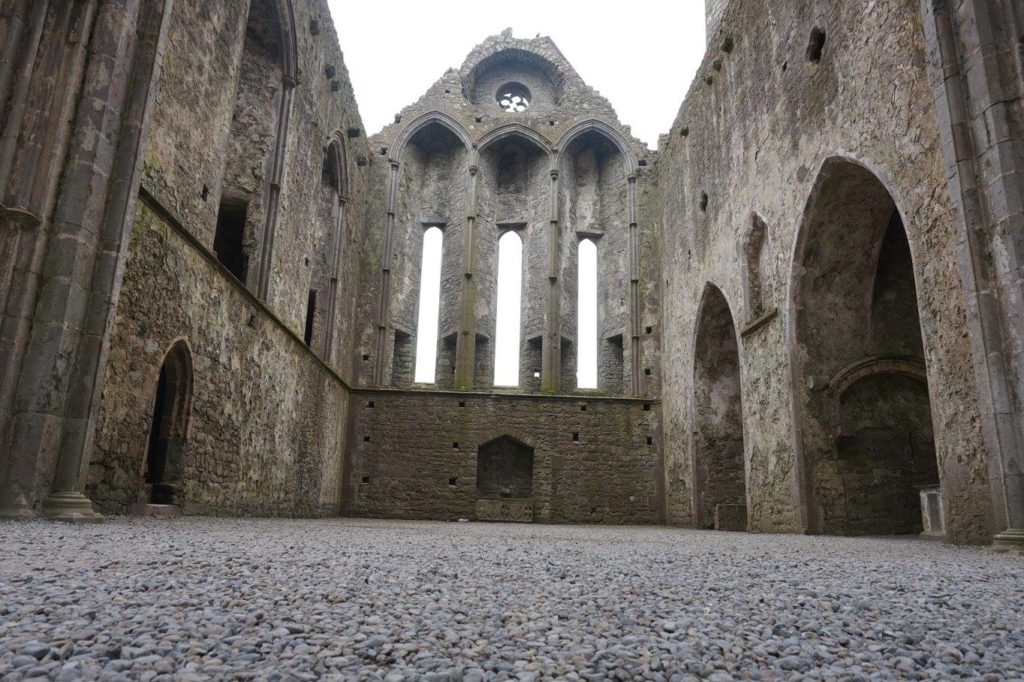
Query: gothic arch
555 119 638 176
142 340 194 506
689 282 747 530
787 155 940 536
392 111 474 163
478 124 555 157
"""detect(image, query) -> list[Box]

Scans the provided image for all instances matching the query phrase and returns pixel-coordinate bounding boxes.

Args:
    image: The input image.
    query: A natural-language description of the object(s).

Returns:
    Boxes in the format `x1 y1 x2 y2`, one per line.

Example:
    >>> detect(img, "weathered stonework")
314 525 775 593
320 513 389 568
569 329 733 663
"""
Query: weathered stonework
1 1 1022 550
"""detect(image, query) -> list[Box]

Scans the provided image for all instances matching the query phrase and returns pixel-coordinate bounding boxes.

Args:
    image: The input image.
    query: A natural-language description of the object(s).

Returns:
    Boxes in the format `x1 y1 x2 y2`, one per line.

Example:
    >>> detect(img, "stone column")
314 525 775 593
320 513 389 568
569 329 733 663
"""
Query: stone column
542 166 561 393
628 174 642 397
454 161 479 390
922 0 1024 551
374 159 401 386
1 0 172 521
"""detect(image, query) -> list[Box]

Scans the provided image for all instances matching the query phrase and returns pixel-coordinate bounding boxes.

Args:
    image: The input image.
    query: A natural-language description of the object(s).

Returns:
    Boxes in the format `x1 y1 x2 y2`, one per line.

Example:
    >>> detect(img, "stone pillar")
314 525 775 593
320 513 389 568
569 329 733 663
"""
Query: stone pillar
454 161 479 390
374 159 401 386
922 0 1024 551
542 166 561 393
1 0 172 521
628 174 641 397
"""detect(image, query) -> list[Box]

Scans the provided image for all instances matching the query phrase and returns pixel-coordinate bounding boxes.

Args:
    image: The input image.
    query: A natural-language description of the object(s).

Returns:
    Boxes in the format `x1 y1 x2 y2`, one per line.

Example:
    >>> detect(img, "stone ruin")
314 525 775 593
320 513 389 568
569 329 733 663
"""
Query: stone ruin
0 0 1022 551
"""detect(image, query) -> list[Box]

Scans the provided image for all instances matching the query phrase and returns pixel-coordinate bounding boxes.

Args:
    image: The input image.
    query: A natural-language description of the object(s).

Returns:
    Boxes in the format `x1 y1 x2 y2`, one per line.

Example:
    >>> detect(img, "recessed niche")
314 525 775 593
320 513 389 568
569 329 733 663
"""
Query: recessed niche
643 403 652 412
459 400 466 408
807 27 826 63
452 442 459 449
700 192 709 212
367 401 375 408
448 477 457 486
572 432 580 442
363 435 370 442
361 476 370 484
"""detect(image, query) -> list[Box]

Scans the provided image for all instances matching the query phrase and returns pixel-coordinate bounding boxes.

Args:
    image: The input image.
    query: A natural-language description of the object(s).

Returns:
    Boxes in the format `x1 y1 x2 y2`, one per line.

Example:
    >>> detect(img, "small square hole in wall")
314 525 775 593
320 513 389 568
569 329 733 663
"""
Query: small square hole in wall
572 432 580 442
580 405 587 412
639 159 648 167
452 442 459 449
448 477 457 486
459 400 466 407
367 401 375 408
363 435 370 442
533 370 541 379
643 403 652 412
644 368 652 376
590 506 597 514
362 354 370 362
647 436 654 446
361 476 370 485
645 326 653 335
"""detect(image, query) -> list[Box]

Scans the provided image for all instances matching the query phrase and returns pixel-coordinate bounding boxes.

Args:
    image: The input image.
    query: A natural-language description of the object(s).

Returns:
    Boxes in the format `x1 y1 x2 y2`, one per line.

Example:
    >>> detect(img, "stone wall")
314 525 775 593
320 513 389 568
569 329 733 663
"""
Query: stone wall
657 0 994 543
344 390 662 524
88 200 348 517
85 0 372 516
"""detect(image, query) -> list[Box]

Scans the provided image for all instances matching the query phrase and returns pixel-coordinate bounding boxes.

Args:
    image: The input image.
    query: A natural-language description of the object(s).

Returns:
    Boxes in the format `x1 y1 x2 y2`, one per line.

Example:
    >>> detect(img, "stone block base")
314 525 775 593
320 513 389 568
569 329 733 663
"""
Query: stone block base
129 503 182 518
715 504 747 532
475 498 534 523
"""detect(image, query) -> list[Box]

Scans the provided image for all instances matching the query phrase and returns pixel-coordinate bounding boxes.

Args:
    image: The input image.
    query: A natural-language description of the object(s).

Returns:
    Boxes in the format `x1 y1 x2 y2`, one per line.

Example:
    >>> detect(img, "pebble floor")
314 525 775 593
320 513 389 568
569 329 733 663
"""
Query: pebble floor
0 519 1022 681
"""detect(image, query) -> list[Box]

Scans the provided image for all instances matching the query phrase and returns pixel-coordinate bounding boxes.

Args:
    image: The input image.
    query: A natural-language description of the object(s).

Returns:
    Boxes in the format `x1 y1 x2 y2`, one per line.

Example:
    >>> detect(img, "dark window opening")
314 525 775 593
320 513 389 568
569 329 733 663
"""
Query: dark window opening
449 477 458 486
214 198 249 282
807 27 826 63
700 192 709 212
572 432 580 442
361 476 370 484
303 289 317 347
363 435 370 442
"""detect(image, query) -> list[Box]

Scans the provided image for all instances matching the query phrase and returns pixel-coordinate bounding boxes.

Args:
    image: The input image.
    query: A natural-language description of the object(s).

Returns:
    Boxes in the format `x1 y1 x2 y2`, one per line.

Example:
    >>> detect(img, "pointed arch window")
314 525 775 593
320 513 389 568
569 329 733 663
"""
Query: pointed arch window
414 226 444 383
577 239 598 389
494 231 523 387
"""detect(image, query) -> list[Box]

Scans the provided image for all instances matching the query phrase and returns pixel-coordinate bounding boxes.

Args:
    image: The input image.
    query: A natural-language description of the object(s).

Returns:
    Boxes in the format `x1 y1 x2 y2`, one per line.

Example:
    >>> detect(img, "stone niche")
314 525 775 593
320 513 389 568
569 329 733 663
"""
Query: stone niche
475 436 534 522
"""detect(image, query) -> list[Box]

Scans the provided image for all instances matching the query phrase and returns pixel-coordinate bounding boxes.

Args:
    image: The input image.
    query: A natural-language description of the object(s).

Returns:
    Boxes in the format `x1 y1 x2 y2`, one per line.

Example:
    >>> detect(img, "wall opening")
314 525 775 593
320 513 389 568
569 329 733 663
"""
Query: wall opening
807 27 827 63
744 214 768 320
218 0 290 295
213 197 249 281
494 231 523 387
144 342 193 507
414 226 444 383
577 239 598 389
692 285 747 531
476 436 535 523
303 289 317 347
475 438 532 497
793 159 940 536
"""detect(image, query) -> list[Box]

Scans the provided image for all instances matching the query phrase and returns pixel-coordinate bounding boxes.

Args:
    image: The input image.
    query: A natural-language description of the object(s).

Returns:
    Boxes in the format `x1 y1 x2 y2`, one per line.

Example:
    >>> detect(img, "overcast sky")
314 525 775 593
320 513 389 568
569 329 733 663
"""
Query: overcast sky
328 0 708 148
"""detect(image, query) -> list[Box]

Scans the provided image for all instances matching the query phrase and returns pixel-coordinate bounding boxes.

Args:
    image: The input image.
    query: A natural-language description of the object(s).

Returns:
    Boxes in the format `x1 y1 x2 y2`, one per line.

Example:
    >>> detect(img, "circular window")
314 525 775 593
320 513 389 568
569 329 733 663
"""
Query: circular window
496 83 532 113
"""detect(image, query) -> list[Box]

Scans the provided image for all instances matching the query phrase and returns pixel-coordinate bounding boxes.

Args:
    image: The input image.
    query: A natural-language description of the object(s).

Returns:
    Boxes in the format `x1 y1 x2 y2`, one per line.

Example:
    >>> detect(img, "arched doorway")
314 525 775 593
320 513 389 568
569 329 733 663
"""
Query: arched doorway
143 341 193 507
692 284 747 531
791 158 941 536
475 436 534 523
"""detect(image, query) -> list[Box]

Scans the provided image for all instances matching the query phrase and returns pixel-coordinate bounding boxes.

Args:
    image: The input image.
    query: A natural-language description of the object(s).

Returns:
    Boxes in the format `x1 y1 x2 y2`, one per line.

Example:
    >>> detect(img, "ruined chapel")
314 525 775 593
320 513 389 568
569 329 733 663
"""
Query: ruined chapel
1 0 1023 551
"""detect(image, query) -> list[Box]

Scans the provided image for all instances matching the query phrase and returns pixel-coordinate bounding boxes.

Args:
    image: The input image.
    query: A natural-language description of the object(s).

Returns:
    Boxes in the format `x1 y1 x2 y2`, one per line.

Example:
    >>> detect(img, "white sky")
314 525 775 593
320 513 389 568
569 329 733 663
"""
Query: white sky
329 0 708 148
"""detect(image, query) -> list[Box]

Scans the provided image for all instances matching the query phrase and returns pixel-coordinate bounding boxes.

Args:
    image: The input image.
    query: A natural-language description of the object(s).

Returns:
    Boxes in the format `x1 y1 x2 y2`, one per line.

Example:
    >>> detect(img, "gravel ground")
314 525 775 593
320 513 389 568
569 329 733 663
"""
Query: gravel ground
0 518 1021 681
